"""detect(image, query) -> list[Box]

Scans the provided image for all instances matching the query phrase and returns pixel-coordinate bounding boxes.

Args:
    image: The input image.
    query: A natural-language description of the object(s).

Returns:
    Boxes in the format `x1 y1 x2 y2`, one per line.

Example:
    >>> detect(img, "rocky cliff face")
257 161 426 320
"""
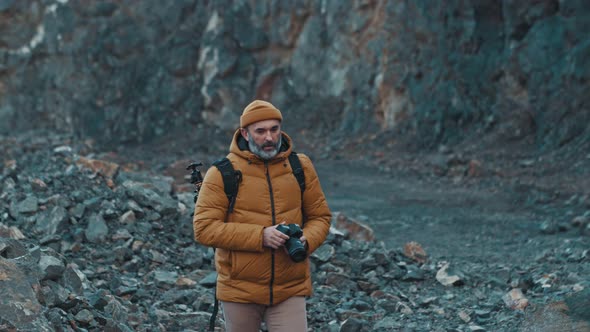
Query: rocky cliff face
1 0 588 149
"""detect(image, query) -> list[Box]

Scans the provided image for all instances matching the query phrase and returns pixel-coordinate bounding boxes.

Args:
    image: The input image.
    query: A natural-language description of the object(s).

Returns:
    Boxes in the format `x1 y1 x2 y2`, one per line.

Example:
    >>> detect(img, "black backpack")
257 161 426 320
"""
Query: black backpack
206 152 306 331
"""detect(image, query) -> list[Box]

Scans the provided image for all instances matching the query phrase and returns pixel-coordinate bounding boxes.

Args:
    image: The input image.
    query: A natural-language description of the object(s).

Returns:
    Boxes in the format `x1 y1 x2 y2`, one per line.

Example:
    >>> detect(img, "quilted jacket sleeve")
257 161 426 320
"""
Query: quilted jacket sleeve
193 166 265 252
298 154 332 254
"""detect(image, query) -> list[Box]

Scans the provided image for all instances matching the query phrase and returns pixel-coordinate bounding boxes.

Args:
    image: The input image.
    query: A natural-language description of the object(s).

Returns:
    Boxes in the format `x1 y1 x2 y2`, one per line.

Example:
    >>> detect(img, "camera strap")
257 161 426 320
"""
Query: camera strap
208 285 219 332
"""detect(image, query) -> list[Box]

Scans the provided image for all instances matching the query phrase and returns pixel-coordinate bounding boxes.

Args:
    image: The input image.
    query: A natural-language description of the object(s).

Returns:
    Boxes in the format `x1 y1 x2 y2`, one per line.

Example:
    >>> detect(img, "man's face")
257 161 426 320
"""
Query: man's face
241 119 282 160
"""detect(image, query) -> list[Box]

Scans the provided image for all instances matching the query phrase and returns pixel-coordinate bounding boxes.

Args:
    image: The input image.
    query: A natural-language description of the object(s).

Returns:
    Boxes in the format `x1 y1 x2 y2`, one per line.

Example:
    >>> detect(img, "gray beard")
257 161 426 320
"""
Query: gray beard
249 135 282 160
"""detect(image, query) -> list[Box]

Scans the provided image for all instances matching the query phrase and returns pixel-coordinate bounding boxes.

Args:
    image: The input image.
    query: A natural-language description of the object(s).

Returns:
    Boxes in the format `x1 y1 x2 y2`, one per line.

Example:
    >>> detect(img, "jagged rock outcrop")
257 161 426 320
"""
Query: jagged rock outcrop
1 0 589 149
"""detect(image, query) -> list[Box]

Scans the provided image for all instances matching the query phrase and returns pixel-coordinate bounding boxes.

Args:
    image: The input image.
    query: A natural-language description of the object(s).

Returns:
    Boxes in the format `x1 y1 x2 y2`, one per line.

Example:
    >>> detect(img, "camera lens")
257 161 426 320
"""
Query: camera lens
276 224 307 262
286 238 307 262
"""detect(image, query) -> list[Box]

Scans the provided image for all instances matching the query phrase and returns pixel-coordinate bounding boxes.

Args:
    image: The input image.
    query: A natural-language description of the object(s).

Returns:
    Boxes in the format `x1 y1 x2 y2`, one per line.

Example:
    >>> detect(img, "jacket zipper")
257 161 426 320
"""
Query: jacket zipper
265 161 277 305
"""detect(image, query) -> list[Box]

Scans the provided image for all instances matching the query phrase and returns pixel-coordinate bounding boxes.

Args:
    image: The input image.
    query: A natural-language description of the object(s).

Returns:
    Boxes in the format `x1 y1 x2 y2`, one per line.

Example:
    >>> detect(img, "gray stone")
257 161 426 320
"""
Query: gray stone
70 204 86 219
104 298 129 323
192 292 215 312
17 195 38 214
38 254 65 281
339 317 369 332
61 266 87 294
35 206 68 235
83 197 103 212
45 307 67 329
39 234 61 245
85 214 109 243
148 249 167 264
122 180 177 215
199 272 217 288
114 246 133 263
540 220 559 234
401 265 426 281
118 172 174 196
40 280 70 307
312 244 335 263
182 246 204 269
101 200 118 220
112 228 132 241
74 309 94 324
88 290 110 310
153 270 178 287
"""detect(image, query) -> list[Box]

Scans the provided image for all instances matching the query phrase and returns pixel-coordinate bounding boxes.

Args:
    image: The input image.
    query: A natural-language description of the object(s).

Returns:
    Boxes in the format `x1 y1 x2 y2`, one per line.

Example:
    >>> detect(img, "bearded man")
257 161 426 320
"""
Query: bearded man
193 100 332 332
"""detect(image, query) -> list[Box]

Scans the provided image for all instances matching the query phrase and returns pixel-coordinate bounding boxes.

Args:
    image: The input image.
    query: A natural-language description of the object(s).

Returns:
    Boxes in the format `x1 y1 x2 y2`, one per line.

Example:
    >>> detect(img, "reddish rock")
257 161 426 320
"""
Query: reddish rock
0 224 25 240
30 178 47 191
333 212 374 242
467 160 483 177
503 288 529 310
403 241 427 263
76 157 120 179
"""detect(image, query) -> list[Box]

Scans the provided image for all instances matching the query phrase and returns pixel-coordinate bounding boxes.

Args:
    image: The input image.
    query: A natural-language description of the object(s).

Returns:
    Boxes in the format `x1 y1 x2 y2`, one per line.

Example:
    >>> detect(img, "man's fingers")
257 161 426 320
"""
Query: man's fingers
264 225 295 249
269 236 285 249
274 229 290 240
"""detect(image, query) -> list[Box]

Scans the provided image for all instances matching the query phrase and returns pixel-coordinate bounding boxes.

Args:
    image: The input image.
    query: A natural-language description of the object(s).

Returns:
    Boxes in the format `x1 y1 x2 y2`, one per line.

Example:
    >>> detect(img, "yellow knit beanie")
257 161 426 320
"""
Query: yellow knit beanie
240 100 283 128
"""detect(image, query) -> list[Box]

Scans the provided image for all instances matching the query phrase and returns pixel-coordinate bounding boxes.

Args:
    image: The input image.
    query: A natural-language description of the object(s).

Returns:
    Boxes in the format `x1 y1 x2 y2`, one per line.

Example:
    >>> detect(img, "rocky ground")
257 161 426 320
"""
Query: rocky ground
1 130 589 332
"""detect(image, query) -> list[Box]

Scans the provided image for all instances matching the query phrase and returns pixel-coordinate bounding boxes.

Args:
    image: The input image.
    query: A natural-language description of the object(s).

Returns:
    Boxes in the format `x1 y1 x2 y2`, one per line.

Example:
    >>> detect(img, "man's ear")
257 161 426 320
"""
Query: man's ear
240 128 249 141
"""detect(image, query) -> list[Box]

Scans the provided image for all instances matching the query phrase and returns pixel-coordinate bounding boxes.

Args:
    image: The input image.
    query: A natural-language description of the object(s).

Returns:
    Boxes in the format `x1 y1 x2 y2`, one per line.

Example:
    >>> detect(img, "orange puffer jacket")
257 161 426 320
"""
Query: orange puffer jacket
193 130 332 305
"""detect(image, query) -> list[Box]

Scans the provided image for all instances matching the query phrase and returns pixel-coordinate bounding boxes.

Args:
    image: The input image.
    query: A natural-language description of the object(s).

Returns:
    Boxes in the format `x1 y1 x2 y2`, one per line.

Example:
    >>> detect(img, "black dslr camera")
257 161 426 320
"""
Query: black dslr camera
276 224 307 263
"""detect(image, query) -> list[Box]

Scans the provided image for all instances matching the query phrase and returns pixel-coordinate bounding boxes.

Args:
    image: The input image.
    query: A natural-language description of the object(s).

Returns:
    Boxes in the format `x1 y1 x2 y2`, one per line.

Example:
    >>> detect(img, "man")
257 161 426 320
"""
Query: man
193 100 332 331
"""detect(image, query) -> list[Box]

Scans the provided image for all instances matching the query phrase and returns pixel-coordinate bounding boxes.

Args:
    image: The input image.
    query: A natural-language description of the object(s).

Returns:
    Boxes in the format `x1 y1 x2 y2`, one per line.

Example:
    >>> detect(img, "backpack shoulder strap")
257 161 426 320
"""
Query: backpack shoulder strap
289 152 306 227
212 157 241 214
288 152 305 193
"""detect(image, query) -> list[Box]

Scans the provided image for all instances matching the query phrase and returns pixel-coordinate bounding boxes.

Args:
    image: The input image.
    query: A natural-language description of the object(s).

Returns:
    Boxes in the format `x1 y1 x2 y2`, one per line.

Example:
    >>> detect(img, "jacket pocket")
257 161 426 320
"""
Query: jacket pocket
274 252 309 284
215 249 231 276
230 250 271 282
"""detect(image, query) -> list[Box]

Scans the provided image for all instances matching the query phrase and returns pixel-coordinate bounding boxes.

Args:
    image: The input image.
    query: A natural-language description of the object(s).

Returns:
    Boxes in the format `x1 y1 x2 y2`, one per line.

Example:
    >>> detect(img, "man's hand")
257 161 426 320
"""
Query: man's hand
299 235 307 250
263 223 291 249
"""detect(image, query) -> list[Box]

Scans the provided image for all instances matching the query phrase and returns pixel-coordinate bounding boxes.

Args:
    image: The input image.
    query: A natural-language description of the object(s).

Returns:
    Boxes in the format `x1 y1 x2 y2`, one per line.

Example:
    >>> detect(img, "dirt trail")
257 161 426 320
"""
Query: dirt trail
315 158 583 266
